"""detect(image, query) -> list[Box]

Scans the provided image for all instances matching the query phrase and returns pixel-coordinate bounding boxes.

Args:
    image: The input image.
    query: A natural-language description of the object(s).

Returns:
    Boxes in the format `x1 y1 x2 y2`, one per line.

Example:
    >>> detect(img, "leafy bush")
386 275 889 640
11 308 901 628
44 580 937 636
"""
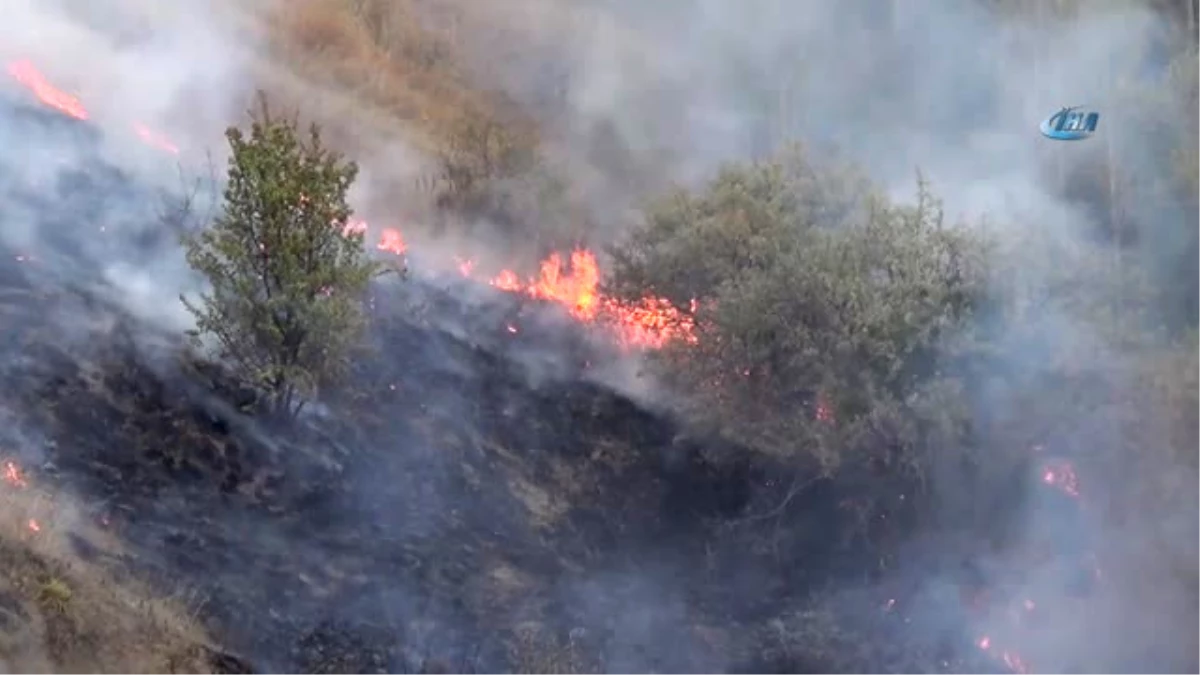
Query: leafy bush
181 95 388 419
607 146 990 486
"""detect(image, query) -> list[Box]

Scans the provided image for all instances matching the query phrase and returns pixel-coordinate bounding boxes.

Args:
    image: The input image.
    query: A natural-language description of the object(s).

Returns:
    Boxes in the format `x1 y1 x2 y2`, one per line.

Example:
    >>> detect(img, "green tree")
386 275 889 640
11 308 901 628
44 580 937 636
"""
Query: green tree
607 147 990 487
181 96 388 419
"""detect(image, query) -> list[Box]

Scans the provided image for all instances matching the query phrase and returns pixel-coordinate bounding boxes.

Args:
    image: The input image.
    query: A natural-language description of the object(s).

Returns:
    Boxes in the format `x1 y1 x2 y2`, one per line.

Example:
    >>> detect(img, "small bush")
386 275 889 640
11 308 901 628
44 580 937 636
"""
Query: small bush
181 94 389 419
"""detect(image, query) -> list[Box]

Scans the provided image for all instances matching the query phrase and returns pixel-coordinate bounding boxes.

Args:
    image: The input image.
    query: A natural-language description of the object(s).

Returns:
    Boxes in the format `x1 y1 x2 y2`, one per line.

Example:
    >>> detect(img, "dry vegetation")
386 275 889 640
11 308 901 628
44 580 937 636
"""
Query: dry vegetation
0 485 215 672
259 0 538 153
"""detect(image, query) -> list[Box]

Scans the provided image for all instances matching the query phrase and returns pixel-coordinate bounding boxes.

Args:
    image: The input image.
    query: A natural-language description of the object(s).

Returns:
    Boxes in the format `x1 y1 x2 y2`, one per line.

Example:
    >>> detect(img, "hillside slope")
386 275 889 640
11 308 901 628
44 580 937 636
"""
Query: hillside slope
2 1 1196 671
0 94 1017 673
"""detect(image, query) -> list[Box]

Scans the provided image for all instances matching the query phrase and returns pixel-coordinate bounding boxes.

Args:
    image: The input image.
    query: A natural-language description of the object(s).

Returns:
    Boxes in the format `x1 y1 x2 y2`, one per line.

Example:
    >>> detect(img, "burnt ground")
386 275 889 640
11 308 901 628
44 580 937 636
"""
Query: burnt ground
0 97 1018 673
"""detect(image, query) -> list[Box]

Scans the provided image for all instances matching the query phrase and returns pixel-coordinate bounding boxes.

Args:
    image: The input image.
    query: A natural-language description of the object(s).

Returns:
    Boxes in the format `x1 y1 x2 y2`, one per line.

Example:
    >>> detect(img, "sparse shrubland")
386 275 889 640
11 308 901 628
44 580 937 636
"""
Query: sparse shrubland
162 0 1200 662
4 0 1196 671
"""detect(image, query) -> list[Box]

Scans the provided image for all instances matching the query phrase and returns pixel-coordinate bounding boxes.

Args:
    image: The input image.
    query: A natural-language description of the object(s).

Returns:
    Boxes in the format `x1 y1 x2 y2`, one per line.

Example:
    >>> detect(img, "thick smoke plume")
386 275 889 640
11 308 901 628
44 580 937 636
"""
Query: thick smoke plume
442 0 1198 670
0 0 259 333
0 0 1195 672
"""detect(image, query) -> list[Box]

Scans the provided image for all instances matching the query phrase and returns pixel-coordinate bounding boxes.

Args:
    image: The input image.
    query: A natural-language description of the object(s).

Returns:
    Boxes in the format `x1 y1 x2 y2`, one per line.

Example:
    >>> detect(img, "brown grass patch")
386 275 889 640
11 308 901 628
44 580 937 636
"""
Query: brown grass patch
261 0 532 153
0 482 215 672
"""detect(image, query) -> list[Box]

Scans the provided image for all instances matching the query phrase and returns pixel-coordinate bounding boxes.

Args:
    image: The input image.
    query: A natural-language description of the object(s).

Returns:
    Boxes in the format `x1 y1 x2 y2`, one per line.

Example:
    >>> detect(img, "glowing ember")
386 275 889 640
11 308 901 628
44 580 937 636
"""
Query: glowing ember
6 60 89 120
506 324 518 334
600 294 698 349
815 395 834 423
977 631 1031 673
27 519 40 533
1041 460 1080 498
3 460 28 488
477 248 697 347
343 218 369 237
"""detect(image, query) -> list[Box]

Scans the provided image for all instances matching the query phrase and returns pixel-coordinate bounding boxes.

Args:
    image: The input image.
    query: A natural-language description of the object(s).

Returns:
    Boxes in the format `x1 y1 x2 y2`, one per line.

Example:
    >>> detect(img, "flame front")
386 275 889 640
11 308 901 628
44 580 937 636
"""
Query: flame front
7 59 179 154
7 59 88 120
7 57 693 350
479 249 696 349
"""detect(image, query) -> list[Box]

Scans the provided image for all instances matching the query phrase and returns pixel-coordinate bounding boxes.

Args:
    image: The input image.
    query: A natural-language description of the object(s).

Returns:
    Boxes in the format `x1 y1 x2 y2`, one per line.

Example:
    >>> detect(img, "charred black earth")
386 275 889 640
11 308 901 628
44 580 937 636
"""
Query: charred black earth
0 97 1008 673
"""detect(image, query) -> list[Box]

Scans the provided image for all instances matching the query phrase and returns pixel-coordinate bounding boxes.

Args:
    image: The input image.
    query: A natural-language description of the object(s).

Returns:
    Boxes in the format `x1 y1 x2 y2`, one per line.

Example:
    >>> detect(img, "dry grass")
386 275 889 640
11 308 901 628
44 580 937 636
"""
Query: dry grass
0 479 214 673
259 0 535 154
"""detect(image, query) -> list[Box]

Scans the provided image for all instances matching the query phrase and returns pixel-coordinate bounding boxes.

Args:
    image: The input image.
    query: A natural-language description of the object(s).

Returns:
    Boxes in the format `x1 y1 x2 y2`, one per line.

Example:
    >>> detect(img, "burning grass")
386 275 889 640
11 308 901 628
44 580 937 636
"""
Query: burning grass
0 477 219 673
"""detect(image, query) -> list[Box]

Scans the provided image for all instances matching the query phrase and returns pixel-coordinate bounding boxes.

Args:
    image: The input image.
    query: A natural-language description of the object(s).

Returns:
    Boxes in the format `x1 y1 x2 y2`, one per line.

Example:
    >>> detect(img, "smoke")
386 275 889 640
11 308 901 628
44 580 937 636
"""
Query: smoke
0 0 255 332
439 0 1198 670
0 0 1194 671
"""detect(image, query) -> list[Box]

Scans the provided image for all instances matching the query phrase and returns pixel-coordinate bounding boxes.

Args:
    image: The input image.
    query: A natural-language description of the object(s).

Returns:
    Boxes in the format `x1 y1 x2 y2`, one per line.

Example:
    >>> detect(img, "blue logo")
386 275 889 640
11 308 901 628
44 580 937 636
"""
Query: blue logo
1040 106 1100 140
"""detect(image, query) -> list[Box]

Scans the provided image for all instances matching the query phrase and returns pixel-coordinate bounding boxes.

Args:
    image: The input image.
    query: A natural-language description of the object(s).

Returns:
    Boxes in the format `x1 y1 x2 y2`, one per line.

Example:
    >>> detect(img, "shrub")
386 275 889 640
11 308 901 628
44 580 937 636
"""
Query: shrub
181 94 389 419
607 146 990 487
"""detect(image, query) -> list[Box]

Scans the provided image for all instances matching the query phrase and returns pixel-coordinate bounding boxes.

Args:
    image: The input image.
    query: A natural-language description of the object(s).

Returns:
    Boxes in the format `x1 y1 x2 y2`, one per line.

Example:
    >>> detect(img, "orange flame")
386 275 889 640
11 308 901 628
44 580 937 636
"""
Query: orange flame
6 60 88 120
7 60 180 154
377 228 407 256
479 249 697 349
5 56 694 351
490 269 522 292
3 460 40 534
133 122 180 154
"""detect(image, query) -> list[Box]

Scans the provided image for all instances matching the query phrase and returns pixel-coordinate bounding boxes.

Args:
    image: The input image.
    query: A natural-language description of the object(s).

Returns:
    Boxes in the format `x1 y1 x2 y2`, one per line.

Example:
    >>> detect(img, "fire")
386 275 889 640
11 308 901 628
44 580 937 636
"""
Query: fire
815 395 835 423
343 218 369 237
3 460 42 535
133 122 180 154
976 634 1030 674
490 269 522 292
6 59 179 154
377 228 407 256
6 59 88 120
476 249 697 349
1041 460 1080 498
528 250 601 319
8 56 694 351
3 460 28 488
